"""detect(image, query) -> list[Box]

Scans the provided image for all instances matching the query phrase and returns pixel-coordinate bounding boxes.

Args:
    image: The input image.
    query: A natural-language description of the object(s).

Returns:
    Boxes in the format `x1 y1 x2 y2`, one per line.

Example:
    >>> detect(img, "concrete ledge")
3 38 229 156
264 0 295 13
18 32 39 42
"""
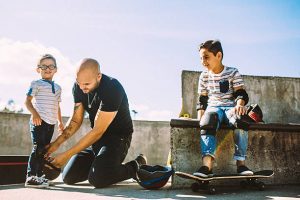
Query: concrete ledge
171 118 300 132
170 119 300 188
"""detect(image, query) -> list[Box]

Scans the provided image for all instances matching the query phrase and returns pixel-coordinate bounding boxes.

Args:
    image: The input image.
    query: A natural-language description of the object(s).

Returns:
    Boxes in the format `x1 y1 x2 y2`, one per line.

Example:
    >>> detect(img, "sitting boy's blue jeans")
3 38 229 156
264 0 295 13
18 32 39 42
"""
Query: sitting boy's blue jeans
200 106 248 161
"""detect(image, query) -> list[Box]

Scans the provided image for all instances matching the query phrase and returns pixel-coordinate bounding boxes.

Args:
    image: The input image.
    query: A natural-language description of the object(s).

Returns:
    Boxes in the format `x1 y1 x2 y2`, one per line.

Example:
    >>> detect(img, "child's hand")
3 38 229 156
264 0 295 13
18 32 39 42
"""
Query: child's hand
32 113 42 126
58 122 64 132
234 105 247 116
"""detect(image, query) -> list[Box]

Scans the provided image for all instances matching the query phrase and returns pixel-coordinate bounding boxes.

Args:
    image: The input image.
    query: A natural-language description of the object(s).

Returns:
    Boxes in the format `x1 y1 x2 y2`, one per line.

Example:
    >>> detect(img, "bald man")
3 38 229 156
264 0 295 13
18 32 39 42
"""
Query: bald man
46 58 146 188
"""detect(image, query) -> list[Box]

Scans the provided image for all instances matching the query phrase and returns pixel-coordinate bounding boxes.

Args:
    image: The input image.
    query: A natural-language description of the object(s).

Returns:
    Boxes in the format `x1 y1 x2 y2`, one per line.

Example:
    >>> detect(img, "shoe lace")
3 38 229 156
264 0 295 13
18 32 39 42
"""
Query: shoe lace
38 175 49 183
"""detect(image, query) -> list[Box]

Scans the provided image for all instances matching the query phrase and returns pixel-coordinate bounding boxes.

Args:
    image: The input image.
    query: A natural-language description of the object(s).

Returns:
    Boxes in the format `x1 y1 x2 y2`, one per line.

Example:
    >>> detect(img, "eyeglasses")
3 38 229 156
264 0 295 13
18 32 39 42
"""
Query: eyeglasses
38 64 56 70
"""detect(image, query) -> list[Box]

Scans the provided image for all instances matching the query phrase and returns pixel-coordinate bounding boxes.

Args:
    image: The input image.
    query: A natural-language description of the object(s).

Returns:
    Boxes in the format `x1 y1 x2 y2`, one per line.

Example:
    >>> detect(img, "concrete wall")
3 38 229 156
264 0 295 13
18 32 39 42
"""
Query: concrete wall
171 123 300 188
179 70 300 123
173 70 300 188
0 112 170 165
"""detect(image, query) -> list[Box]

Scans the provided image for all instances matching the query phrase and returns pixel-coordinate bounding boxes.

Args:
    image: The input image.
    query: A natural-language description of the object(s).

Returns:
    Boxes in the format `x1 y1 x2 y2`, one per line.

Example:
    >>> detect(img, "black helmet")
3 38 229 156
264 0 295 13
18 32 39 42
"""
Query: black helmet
137 165 174 189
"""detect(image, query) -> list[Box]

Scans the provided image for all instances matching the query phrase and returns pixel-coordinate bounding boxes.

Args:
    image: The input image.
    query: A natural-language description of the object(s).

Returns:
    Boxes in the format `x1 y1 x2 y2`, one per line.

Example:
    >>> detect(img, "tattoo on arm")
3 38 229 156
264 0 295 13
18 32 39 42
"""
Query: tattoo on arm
60 104 83 140
74 104 80 111
61 120 80 140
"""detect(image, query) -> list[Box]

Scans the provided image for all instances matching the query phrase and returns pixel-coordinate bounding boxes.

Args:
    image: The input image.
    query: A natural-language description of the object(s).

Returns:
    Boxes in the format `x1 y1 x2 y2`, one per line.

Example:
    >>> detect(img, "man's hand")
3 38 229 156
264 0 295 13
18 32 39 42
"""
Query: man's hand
44 141 61 159
49 152 72 168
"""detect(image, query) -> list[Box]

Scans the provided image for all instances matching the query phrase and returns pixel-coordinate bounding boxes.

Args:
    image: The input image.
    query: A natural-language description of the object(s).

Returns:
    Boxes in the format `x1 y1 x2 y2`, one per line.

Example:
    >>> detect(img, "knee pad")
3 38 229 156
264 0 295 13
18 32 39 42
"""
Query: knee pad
200 112 218 136
234 116 250 131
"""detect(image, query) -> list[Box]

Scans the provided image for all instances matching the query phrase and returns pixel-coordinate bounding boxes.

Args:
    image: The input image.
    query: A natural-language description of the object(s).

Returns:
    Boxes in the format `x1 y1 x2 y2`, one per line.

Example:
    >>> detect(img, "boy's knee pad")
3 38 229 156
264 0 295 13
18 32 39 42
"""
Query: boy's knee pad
200 112 218 136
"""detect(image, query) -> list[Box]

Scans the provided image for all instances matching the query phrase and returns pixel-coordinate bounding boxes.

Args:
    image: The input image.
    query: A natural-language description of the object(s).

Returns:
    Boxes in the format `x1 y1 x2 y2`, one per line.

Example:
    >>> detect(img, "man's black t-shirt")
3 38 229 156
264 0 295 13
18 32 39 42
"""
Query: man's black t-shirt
72 74 133 138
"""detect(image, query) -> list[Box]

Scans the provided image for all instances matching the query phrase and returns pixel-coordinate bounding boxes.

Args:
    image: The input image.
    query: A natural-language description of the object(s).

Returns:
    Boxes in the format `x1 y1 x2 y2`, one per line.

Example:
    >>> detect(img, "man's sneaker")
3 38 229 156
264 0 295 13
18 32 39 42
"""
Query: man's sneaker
237 165 254 176
193 166 213 178
135 154 147 166
25 176 49 188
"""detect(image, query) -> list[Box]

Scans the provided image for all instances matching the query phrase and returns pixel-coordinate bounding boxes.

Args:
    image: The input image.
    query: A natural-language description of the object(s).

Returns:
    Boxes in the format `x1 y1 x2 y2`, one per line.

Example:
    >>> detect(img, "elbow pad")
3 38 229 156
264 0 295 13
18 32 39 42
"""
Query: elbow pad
233 89 249 105
196 95 208 111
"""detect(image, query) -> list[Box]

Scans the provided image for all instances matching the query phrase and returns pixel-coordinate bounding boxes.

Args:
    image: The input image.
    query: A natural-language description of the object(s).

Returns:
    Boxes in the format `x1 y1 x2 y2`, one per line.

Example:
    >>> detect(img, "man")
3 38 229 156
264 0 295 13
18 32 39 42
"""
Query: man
46 58 146 188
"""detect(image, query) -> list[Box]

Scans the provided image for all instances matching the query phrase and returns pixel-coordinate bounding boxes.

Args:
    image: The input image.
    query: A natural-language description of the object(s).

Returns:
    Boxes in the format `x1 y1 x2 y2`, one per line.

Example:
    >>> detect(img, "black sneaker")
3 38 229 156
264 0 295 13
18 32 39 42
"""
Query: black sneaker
135 154 147 166
25 176 49 188
193 166 213 178
237 165 253 175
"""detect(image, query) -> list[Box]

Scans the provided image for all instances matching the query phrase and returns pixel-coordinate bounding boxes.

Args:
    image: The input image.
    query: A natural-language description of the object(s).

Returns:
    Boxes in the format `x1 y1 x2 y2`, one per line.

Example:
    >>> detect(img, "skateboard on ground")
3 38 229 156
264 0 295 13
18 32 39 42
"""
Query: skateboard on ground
175 170 274 194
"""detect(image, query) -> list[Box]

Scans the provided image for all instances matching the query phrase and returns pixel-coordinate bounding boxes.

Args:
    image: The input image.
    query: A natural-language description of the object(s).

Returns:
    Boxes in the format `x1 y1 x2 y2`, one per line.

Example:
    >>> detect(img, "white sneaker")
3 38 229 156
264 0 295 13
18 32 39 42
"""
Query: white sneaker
25 176 49 188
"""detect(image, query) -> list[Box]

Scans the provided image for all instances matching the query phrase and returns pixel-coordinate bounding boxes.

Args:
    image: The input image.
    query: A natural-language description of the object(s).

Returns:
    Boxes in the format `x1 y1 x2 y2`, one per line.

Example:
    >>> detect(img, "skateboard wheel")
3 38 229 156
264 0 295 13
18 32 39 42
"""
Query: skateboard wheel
208 186 216 194
191 182 200 192
257 182 265 191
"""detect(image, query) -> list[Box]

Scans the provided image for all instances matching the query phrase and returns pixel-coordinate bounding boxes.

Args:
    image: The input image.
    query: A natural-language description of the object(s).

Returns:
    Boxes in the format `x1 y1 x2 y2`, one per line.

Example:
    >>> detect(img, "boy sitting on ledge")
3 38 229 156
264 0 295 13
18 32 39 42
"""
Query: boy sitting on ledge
194 40 253 178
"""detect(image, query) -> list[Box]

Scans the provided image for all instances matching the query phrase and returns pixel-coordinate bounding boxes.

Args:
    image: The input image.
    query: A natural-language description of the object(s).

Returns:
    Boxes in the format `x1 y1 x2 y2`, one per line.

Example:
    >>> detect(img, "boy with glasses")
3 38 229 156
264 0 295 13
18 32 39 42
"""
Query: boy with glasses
24 54 64 188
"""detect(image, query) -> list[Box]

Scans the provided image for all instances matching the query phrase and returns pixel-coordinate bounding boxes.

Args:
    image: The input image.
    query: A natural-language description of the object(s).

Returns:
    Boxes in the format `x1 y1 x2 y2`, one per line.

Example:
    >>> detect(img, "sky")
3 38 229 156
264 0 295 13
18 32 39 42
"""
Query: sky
0 0 299 121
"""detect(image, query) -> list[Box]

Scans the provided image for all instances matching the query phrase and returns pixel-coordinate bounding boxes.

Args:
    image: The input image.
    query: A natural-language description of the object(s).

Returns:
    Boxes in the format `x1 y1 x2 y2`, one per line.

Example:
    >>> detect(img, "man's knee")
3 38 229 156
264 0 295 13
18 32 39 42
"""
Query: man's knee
88 165 113 188
200 112 218 136
62 173 77 185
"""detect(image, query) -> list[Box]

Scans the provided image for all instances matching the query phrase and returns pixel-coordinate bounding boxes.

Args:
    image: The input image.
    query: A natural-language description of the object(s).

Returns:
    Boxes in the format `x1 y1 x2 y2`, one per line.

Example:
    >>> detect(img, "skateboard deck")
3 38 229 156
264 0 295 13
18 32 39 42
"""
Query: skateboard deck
175 170 274 194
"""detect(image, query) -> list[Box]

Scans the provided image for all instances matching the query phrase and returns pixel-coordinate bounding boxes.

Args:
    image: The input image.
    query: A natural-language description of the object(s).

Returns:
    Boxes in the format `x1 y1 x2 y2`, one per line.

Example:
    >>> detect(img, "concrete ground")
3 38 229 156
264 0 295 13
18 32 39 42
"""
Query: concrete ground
0 176 299 200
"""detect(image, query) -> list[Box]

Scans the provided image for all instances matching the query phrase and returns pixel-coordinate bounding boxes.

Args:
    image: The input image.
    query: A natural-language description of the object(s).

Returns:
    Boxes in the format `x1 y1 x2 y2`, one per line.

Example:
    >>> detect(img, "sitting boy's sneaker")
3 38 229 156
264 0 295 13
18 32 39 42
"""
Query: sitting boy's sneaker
237 165 254 176
25 176 49 188
193 166 213 178
135 154 147 166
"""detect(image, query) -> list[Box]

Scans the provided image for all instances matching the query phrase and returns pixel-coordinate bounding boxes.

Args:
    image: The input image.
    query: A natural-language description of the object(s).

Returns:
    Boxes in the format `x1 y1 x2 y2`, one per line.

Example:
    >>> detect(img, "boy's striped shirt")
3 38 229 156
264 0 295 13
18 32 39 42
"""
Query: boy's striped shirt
198 66 245 107
27 79 61 125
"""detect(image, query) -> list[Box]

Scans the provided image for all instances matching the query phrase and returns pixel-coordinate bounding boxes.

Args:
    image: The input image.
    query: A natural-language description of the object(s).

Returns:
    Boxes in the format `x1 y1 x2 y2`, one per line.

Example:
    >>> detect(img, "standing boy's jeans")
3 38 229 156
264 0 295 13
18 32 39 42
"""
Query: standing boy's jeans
200 106 248 161
62 133 136 188
27 120 54 177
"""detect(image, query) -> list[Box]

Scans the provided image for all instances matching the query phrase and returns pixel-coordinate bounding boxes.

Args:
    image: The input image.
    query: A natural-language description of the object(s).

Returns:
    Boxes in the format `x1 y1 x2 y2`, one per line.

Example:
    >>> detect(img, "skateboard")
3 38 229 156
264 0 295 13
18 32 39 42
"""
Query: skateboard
175 170 274 194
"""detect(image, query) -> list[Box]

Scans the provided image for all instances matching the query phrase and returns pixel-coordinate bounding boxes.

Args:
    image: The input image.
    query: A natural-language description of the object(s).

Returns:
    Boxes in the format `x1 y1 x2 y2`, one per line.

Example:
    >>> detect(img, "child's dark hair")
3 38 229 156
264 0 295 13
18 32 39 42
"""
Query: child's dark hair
199 40 223 59
38 54 57 67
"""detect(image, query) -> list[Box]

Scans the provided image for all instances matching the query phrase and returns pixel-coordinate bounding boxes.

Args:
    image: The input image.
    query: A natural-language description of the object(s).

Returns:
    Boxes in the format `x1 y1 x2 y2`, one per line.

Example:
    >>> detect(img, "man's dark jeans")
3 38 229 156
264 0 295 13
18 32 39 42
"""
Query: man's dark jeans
62 133 136 188
27 120 54 177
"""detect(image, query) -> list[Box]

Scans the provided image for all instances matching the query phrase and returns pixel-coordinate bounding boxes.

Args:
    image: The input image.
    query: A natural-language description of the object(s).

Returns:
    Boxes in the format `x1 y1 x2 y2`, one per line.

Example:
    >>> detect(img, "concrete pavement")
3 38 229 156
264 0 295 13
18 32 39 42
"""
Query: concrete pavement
0 177 299 200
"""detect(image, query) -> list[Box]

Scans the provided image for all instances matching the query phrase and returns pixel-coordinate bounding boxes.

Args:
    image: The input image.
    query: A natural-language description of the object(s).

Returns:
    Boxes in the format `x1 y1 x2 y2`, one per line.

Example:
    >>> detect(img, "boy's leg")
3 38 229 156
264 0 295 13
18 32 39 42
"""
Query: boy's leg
27 122 43 177
38 121 55 177
62 148 95 184
225 108 253 175
233 128 253 175
88 134 139 188
195 107 224 177
232 129 248 161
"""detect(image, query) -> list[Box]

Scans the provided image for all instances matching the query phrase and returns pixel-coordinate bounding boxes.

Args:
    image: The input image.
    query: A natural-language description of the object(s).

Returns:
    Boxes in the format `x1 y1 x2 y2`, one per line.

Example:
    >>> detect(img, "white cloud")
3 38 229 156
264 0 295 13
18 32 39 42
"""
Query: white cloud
0 37 75 116
0 37 173 121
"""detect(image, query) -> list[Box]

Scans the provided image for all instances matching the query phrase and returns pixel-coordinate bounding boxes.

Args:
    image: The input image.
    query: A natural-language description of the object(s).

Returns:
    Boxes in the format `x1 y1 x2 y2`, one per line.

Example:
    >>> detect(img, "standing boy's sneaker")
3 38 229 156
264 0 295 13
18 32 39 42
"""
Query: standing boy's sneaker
25 176 49 188
237 165 254 176
193 166 213 178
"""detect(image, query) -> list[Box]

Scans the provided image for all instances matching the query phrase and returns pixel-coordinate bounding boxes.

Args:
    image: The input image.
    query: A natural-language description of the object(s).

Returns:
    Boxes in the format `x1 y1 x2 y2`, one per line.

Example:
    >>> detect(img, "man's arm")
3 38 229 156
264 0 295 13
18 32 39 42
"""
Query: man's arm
66 110 116 155
56 103 84 144
45 103 84 157
50 110 117 167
